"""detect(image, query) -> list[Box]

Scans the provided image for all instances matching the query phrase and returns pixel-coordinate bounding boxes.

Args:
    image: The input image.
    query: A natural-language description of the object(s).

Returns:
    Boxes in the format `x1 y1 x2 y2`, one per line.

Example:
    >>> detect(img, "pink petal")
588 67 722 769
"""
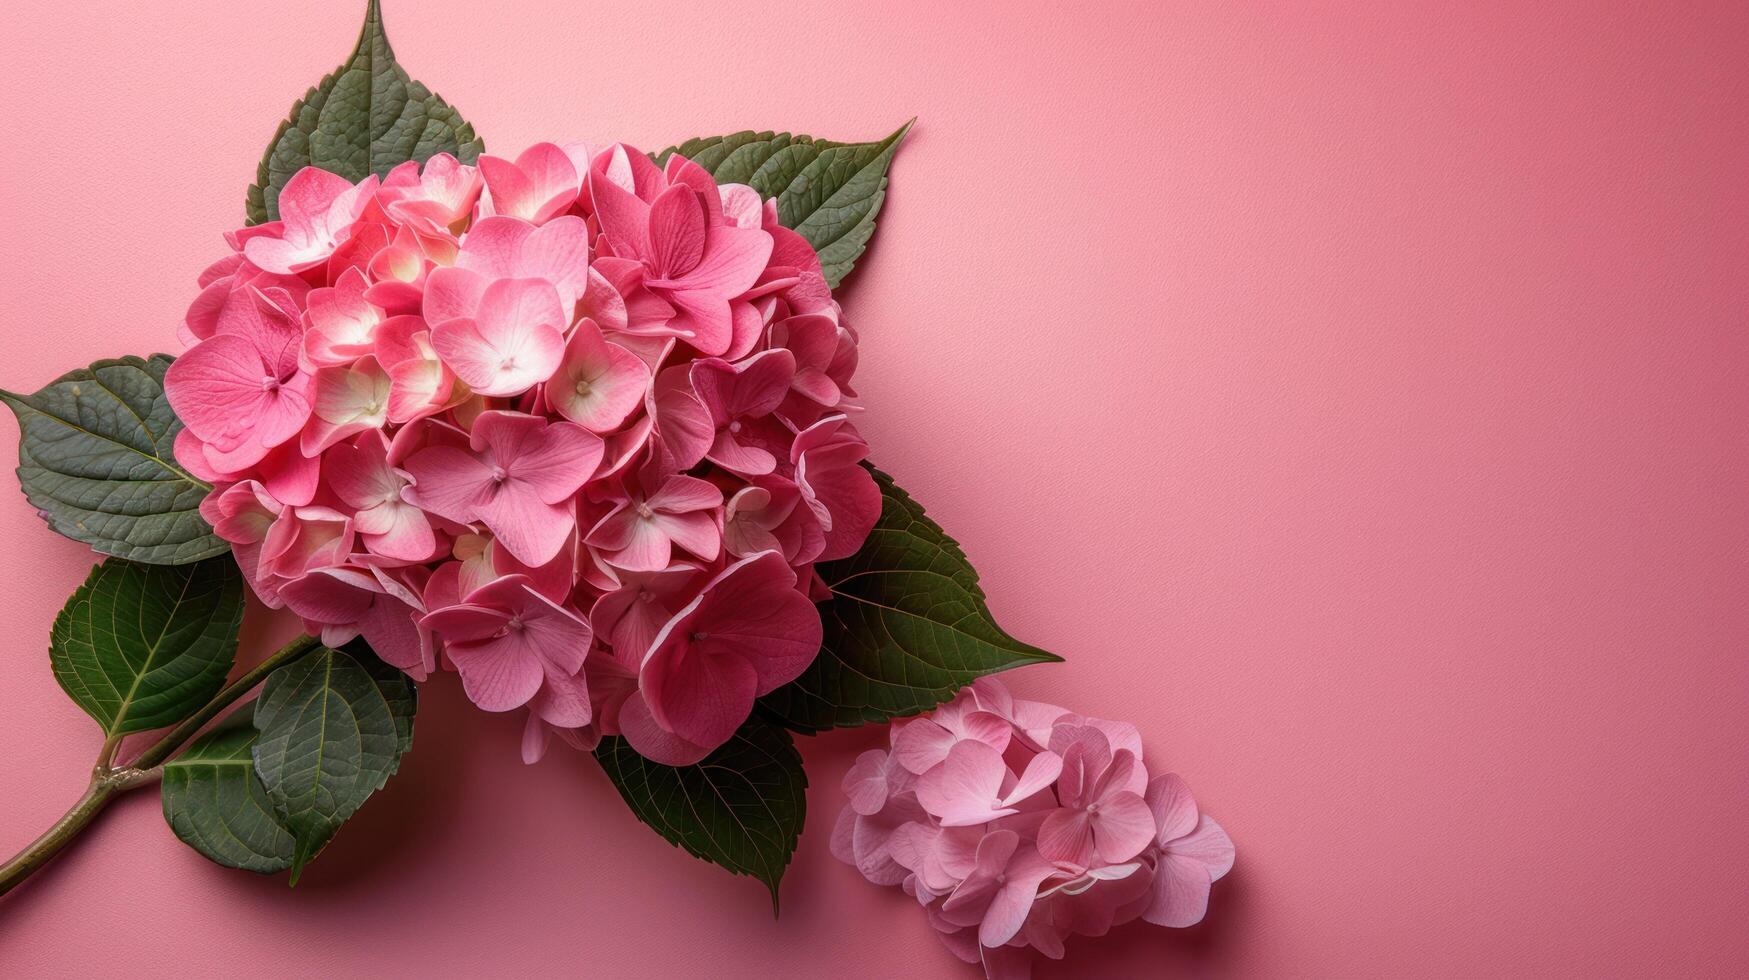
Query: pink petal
433 278 566 396
1170 815 1236 880
588 169 652 260
1143 851 1214 928
447 634 546 712
401 446 492 524
475 489 575 567
1091 791 1158 865
1145 773 1200 845
654 510 720 562
532 659 592 727
843 749 891 816
618 689 713 765
422 265 490 324
980 846 1063 948
1037 808 1098 868
505 419 603 503
1000 751 1064 808
641 630 761 749
646 184 707 278
918 740 1012 827
893 718 957 774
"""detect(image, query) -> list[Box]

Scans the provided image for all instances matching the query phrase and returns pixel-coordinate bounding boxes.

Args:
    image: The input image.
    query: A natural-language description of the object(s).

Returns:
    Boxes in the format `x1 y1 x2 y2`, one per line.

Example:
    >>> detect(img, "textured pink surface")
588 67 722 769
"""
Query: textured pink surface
2 1 1746 976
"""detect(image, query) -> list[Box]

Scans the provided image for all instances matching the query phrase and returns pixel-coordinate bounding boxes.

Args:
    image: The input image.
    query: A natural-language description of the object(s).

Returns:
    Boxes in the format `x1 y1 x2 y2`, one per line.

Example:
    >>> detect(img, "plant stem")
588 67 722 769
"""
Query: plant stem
131 633 322 770
0 633 322 900
0 767 161 898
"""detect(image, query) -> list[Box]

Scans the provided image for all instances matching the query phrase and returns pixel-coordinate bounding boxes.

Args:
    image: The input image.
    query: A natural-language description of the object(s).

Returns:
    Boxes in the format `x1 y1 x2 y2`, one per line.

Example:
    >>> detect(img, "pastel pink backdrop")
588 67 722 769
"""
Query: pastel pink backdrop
2 1 1745 976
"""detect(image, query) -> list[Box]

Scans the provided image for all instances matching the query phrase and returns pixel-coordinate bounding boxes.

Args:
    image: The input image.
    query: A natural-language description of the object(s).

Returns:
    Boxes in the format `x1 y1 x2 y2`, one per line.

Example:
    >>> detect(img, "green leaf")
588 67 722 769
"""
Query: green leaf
656 121 912 288
595 715 806 909
48 556 244 736
760 466 1061 732
161 715 296 874
246 0 484 224
0 355 224 565
251 644 416 883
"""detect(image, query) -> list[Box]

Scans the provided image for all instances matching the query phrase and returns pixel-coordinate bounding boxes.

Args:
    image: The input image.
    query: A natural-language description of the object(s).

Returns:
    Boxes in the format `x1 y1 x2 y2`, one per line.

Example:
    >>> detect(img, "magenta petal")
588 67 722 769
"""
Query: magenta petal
618 690 713 765
646 184 707 278
642 632 760 750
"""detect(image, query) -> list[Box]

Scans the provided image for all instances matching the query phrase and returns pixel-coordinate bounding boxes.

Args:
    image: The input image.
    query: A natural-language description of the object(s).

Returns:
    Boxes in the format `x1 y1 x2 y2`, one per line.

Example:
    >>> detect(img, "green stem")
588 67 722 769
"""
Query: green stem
131 633 321 770
0 633 322 900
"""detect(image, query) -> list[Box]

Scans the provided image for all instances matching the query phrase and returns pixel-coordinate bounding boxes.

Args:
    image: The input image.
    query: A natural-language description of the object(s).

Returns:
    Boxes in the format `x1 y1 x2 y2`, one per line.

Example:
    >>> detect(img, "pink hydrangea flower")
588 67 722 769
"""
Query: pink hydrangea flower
832 678 1235 979
402 410 601 566
629 552 820 762
584 470 722 572
168 149 877 766
166 288 313 471
590 159 773 355
430 278 568 396
480 142 582 224
420 575 592 721
304 268 384 367
242 168 378 274
546 318 649 432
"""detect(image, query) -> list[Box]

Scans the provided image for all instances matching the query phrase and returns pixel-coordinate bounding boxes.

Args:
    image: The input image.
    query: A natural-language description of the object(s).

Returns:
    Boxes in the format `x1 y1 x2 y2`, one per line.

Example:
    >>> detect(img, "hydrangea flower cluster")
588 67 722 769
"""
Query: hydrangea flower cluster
833 678 1234 979
164 143 879 765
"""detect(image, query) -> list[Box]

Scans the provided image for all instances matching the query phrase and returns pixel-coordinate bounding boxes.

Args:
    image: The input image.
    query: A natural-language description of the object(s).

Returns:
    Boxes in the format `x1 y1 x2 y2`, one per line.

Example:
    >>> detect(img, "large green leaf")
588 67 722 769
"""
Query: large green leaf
0 355 223 565
761 466 1061 732
595 716 806 908
656 122 912 288
246 0 484 224
252 644 415 882
48 556 244 736
161 715 296 874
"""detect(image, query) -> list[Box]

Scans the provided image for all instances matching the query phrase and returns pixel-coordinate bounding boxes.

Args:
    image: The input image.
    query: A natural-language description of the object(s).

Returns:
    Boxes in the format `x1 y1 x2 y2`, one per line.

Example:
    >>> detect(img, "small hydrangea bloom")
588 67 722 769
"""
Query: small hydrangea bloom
833 678 1235 979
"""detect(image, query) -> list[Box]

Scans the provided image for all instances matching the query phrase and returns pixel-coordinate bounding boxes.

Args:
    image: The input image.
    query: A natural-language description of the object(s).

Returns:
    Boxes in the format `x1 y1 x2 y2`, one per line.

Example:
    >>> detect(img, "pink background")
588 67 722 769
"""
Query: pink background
2 1 1746 976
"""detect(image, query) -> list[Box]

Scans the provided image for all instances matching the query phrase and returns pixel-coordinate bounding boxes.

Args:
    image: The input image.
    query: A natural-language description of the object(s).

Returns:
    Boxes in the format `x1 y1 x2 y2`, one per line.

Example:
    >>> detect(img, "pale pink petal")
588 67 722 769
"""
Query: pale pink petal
1091 792 1157 865
1037 808 1097 869
980 847 1062 948
893 718 957 775
917 740 1012 827
653 510 719 562
1145 773 1200 845
1170 815 1236 880
843 749 891 816
1143 852 1214 928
